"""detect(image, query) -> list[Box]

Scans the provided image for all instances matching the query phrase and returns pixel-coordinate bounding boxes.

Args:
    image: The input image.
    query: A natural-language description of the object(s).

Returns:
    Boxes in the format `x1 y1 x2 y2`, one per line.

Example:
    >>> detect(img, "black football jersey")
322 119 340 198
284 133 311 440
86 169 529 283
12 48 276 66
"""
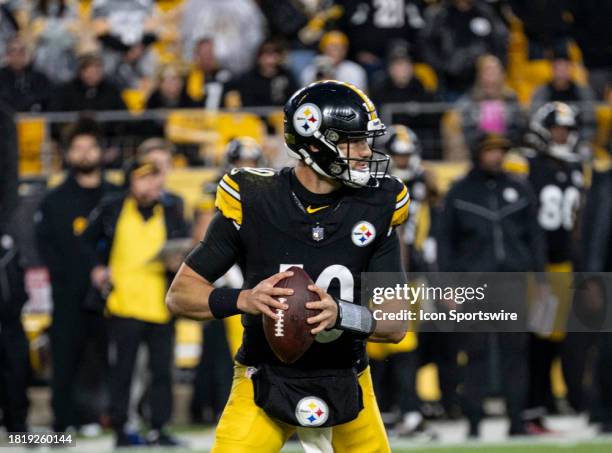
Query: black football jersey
213 167 409 370
527 155 584 264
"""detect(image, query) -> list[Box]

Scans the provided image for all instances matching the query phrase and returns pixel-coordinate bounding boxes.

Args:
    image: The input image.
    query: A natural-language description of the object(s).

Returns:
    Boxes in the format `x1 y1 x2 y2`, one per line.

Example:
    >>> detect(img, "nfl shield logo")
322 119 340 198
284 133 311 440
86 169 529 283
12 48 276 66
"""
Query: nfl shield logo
312 226 325 242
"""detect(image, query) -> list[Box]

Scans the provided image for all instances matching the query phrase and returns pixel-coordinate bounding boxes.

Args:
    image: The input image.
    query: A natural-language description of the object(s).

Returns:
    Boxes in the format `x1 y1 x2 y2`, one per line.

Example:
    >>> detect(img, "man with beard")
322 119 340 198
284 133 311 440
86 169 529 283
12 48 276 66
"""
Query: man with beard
34 118 118 433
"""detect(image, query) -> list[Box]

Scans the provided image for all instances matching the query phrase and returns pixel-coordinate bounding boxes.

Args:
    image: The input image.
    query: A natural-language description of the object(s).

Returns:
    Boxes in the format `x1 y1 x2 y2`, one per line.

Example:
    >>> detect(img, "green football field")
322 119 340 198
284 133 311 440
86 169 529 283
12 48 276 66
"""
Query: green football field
5 438 612 452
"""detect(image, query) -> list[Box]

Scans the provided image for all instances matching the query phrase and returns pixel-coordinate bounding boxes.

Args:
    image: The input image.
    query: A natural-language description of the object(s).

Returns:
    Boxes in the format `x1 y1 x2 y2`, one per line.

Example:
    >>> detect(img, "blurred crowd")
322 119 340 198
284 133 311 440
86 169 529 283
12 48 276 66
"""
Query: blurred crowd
2 0 612 449
0 0 611 162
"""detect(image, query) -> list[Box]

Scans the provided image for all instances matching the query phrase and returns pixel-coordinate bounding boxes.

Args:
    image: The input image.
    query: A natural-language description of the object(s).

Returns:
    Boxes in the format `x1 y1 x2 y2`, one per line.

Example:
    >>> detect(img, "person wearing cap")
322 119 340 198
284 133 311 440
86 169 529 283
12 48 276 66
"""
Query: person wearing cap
530 47 596 143
81 156 188 447
35 118 119 434
302 31 367 90
438 132 545 438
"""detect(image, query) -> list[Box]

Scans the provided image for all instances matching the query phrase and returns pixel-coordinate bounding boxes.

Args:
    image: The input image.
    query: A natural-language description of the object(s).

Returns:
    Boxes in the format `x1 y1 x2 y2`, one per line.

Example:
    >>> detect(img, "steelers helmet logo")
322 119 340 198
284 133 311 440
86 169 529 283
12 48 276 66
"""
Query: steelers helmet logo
293 103 321 137
295 396 329 427
352 221 376 247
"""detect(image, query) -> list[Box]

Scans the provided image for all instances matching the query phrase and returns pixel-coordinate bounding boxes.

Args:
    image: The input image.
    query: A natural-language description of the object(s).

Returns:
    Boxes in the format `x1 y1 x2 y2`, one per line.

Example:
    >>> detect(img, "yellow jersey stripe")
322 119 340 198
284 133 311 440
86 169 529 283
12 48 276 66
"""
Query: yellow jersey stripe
215 185 243 225
392 193 410 227
219 178 240 201
221 174 240 193
396 185 408 203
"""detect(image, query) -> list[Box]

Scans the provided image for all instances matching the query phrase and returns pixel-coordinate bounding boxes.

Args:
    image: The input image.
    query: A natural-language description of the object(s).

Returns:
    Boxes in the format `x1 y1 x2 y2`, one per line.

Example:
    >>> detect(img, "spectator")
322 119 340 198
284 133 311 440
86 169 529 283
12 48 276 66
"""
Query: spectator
570 1 612 99
34 119 119 433
0 100 18 231
509 0 573 60
91 0 159 89
146 64 197 110
186 38 234 110
0 228 30 435
456 54 524 149
370 44 431 104
142 64 197 138
232 39 298 107
258 0 342 80
82 157 188 447
530 48 596 143
28 0 80 84
337 0 427 74
50 52 126 112
0 36 52 112
370 43 438 159
0 0 20 61
181 0 265 75
438 132 545 437
302 31 367 90
421 0 508 100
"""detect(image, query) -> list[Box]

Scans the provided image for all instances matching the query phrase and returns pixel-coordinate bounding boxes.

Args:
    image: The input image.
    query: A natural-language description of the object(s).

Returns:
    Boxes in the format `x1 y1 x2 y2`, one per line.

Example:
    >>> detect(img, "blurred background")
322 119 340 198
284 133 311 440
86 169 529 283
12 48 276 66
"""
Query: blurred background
1 0 612 450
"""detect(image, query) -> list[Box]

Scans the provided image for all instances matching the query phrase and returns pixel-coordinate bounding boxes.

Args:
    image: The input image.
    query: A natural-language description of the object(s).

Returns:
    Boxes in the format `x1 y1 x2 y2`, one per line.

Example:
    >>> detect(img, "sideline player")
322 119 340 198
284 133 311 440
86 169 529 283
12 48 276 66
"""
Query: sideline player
166 81 410 452
519 102 589 432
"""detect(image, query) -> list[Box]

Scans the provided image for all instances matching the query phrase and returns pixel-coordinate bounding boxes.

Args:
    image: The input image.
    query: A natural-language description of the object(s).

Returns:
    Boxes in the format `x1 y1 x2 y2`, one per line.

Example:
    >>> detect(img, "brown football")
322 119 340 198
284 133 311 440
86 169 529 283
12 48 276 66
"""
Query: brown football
263 266 319 364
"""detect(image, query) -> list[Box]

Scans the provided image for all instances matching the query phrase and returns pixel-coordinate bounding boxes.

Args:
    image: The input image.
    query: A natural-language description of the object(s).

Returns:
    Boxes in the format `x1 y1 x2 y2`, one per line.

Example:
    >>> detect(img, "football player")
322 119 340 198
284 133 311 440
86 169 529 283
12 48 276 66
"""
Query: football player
193 137 265 242
368 125 436 440
520 101 588 433
190 137 263 423
167 80 409 452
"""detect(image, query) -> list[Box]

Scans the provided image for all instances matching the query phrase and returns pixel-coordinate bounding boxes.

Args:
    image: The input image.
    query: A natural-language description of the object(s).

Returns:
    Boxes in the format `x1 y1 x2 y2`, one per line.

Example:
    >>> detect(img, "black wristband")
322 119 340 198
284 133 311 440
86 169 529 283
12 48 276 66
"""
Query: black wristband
209 288 242 319
333 298 376 337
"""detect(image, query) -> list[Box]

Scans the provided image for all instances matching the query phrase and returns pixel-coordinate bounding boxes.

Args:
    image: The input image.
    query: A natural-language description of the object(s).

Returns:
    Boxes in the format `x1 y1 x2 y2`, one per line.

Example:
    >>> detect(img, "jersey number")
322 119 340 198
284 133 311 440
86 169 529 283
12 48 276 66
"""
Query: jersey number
279 264 354 343
373 0 405 28
278 264 354 302
538 185 580 231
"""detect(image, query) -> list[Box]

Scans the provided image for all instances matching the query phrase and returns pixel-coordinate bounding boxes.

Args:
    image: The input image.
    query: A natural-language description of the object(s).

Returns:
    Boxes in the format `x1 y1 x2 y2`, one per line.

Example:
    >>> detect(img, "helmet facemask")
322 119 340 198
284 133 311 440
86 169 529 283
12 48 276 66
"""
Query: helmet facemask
306 125 389 188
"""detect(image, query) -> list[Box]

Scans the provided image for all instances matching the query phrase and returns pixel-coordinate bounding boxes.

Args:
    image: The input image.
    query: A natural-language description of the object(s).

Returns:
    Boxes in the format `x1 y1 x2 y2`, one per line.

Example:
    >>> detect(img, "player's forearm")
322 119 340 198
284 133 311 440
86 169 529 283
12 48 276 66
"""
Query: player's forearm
368 298 408 344
368 329 407 344
166 267 216 320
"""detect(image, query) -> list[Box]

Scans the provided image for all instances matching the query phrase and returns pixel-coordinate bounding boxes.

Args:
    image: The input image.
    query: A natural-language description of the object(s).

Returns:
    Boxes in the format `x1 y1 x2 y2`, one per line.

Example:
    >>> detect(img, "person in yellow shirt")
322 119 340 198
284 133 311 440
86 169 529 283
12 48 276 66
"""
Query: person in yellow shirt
82 157 188 447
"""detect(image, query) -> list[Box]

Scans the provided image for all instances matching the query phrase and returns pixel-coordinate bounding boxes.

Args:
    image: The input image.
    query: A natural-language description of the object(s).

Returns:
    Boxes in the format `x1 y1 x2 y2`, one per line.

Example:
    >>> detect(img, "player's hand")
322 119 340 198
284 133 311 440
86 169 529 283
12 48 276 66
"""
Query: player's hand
91 265 110 291
237 271 294 320
305 285 338 335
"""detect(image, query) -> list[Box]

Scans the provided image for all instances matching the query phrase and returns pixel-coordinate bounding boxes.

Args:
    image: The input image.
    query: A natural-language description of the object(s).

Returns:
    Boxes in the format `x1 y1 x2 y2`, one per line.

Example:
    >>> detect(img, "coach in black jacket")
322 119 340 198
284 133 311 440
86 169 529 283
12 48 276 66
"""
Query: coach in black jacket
35 120 118 432
438 133 545 437
81 157 187 447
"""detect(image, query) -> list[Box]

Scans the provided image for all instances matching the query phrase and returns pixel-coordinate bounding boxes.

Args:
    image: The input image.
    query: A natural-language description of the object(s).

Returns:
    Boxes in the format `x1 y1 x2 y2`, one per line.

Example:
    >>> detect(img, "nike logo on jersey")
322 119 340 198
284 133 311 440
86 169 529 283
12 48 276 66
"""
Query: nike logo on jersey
306 205 329 214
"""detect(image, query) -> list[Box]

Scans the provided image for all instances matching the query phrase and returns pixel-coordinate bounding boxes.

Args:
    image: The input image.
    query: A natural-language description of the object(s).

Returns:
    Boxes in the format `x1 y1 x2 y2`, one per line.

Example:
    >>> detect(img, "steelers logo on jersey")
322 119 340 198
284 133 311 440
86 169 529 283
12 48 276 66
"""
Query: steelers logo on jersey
352 221 376 247
295 396 329 427
293 103 322 137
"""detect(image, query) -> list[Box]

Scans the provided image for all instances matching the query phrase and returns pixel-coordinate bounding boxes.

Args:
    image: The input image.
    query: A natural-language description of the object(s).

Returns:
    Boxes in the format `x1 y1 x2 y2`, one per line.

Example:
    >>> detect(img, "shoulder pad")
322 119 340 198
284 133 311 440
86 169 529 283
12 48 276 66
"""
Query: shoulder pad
215 168 279 225
215 172 243 225
375 176 410 228
391 179 410 228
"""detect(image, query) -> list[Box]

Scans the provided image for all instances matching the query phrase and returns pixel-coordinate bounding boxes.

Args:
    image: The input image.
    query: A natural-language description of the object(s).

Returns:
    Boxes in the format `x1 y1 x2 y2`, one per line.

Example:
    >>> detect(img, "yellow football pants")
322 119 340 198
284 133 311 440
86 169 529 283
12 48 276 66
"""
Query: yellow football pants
211 363 391 453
